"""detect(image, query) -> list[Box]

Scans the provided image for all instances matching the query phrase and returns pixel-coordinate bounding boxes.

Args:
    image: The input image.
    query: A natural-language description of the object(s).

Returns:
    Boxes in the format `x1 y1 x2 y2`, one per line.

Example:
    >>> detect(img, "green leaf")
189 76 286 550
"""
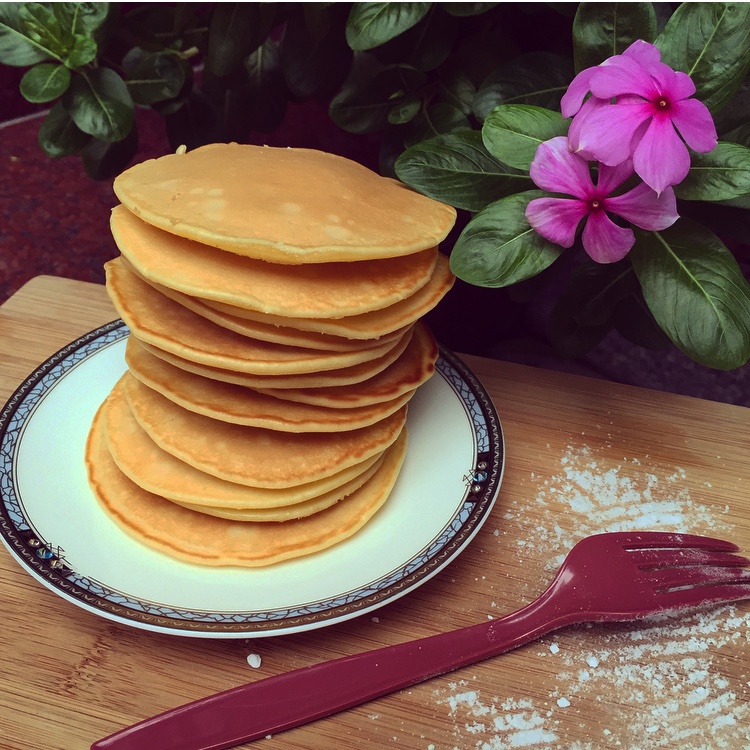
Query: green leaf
280 4 351 98
243 38 288 133
450 190 564 287
123 48 189 105
207 3 277 77
62 68 134 142
403 102 471 147
394 130 533 211
473 53 574 121
675 141 750 201
81 127 139 180
37 101 90 157
0 3 56 65
62 33 97 68
53 3 110 36
657 3 750 113
482 105 567 171
346 2 432 51
630 220 750 369
19 61 70 102
329 60 427 134
572 2 657 71
388 96 421 125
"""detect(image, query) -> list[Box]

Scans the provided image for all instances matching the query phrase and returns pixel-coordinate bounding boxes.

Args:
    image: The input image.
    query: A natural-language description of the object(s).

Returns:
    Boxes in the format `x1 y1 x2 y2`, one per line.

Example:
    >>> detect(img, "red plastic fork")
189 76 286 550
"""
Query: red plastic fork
91 531 750 750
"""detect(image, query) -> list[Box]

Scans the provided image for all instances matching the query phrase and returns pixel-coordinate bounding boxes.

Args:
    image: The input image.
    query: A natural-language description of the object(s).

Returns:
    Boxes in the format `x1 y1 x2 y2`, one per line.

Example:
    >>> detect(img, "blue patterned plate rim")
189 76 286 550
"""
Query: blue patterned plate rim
0 320 504 638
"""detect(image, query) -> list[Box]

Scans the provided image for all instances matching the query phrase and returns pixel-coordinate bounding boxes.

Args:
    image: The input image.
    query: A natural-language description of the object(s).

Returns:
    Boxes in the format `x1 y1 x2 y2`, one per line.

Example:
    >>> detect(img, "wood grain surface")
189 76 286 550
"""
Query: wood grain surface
1 276 749 750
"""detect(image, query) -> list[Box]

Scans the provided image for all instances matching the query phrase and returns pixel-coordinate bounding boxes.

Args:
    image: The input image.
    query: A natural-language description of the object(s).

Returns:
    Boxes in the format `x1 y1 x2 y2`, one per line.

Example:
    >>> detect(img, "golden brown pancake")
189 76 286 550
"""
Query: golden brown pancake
127 263 406 352
125 340 416 431
199 252 455 339
121 375 408 488
110 206 438 317
87 403 408 567
103 379 387 509
106 258 410 375
258 322 439 408
132 324 414 390
112 143 456 263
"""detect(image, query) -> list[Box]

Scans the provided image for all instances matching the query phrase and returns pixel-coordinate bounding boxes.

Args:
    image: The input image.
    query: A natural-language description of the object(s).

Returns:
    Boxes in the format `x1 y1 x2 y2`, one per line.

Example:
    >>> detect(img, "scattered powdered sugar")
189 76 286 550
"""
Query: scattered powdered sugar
431 445 749 749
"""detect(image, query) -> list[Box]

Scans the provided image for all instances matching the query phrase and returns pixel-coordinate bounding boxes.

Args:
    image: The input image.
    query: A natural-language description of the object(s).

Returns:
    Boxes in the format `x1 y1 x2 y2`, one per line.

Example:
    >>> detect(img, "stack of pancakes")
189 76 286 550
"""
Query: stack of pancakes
85 144 456 567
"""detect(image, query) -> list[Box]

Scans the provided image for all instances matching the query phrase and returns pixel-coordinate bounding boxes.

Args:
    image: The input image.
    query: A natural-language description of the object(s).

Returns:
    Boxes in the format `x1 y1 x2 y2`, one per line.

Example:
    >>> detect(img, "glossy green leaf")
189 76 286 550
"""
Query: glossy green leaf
473 53 574 121
346 3 431 51
438 69 477 117
395 131 533 211
123 48 189 105
572 2 657 71
62 68 134 142
0 3 56 65
630 220 750 369
20 62 70 102
482 105 567 171
53 3 110 35
37 101 89 157
675 141 750 201
657 3 750 113
450 190 563 287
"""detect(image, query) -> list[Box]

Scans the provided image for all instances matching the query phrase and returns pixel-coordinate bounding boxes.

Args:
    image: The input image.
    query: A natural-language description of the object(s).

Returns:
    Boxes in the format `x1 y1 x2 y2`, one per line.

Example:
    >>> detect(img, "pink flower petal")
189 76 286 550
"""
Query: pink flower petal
525 197 588 248
581 210 635 263
567 95 608 153
648 62 696 100
604 183 679 230
596 160 635 195
622 40 661 67
574 101 653 165
529 137 593 197
632 116 691 193
671 97 718 153
589 56 658 99
561 67 596 118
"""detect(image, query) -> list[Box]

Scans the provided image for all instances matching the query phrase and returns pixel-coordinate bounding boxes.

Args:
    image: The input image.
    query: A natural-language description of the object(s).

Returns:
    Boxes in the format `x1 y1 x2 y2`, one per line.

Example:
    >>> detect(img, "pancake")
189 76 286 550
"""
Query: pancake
128 263 406 352
86 403 408 567
199 252 455 339
259 322 439 408
133 324 414 390
106 257 410 375
125 339 416 431
112 143 456 263
122 375 408 488
103 379 386 508
169 441 400 521
110 205 438 317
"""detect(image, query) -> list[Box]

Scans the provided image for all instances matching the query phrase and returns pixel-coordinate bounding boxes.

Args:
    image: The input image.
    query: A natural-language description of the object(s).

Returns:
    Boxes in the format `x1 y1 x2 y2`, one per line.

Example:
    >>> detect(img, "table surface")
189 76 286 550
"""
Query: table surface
1 275 749 750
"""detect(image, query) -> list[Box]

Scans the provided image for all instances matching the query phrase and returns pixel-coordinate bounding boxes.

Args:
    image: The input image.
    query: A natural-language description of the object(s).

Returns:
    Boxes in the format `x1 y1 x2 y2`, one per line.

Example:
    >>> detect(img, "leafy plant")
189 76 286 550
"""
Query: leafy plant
2 2 749 370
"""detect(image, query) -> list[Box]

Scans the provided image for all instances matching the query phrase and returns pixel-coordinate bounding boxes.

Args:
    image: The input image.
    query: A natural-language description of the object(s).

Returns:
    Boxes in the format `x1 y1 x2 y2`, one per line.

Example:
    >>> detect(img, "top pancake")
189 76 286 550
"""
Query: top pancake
112 143 457 264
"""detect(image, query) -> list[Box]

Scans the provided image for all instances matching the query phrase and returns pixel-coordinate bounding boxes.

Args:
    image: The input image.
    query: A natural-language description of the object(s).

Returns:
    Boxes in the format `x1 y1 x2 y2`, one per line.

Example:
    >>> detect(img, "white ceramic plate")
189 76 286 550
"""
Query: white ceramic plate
0 321 504 638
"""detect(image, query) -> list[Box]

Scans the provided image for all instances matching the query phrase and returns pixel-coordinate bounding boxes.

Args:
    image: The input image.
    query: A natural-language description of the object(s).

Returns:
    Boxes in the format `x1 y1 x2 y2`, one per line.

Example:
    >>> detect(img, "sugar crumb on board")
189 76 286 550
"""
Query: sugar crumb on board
427 445 748 749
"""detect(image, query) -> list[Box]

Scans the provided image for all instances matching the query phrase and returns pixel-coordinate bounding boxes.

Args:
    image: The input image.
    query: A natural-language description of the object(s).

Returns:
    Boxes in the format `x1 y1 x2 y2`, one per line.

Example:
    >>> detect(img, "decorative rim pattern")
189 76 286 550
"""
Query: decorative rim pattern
0 321 504 636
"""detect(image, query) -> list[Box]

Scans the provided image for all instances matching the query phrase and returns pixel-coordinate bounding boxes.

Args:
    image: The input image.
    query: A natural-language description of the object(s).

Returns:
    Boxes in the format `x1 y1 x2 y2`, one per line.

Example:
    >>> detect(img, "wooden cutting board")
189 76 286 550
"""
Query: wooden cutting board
1 275 748 750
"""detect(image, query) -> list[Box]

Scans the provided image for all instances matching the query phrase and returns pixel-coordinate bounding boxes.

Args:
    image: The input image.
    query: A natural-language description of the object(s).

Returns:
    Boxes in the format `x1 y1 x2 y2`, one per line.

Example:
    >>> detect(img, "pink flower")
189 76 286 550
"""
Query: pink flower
525 137 679 263
562 40 717 194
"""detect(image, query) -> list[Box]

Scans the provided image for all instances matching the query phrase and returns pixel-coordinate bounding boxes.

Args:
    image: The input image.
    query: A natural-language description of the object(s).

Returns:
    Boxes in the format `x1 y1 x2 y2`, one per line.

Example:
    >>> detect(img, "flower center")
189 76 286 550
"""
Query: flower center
656 97 670 110
590 199 601 211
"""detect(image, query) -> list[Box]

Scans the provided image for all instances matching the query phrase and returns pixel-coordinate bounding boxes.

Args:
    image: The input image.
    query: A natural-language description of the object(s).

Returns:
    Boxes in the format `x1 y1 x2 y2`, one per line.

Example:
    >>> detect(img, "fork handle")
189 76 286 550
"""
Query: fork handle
91 594 579 750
